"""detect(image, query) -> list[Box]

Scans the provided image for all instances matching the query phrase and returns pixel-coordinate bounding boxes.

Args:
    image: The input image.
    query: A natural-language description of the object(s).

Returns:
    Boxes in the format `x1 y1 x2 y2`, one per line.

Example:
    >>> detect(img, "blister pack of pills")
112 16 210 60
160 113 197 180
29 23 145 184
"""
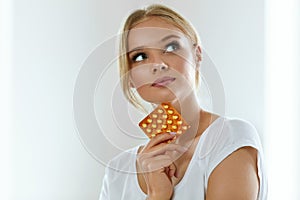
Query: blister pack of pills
139 102 190 140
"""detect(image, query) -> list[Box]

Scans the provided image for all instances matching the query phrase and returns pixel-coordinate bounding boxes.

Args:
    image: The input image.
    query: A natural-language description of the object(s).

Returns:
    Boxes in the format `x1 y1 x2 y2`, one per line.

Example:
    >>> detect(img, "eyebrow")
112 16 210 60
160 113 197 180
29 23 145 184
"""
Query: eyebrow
161 34 180 42
128 34 181 54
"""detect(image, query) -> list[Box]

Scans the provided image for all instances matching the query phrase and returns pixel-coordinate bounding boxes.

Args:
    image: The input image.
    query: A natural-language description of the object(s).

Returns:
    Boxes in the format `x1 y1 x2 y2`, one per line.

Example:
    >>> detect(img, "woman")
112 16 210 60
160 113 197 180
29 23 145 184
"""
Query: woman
99 4 267 200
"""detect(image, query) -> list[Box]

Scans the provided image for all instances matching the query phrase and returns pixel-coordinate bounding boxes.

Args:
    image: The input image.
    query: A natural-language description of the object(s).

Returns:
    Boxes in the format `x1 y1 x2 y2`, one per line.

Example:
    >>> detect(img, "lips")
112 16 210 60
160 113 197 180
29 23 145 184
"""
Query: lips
151 76 176 87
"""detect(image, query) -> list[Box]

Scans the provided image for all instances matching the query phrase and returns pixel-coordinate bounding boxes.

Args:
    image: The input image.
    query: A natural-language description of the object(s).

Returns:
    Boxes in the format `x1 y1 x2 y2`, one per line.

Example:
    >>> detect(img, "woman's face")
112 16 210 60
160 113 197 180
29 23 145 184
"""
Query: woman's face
127 17 201 104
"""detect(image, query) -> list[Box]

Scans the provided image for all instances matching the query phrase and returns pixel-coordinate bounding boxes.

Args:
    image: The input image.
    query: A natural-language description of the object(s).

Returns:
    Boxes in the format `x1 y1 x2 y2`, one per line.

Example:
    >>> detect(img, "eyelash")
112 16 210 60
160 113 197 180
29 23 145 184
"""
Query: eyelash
131 52 147 63
164 41 180 53
130 41 181 63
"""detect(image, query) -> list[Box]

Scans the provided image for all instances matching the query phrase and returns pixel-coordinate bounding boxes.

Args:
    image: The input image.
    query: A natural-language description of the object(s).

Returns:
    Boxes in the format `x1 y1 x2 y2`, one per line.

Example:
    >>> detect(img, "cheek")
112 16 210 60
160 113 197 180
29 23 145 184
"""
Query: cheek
129 66 153 88
171 57 196 80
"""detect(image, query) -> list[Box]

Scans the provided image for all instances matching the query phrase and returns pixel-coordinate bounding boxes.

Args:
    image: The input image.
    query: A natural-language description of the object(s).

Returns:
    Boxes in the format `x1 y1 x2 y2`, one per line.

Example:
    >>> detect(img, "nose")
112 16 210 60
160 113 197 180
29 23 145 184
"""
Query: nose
149 50 169 74
151 63 169 74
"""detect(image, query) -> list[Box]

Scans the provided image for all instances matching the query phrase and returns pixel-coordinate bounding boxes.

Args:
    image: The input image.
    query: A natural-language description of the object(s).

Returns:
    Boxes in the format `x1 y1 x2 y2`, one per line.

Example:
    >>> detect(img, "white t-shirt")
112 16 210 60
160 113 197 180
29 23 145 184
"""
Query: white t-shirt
99 116 268 200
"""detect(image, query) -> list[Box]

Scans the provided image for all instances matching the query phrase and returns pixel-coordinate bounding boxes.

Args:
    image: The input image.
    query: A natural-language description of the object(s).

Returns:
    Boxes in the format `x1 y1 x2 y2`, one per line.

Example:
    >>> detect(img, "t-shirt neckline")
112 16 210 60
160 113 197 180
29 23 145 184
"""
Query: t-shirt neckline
133 116 224 195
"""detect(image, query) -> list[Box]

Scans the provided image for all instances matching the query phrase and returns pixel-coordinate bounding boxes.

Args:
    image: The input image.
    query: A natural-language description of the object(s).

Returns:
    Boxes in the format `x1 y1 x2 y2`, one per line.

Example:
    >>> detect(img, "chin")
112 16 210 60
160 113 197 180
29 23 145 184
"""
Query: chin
142 94 177 104
144 97 176 104
137 86 180 104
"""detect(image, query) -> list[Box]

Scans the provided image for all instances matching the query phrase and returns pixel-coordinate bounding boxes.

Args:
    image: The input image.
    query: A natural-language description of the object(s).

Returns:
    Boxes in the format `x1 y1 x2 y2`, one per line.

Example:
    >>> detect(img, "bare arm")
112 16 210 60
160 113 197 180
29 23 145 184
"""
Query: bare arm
206 146 259 200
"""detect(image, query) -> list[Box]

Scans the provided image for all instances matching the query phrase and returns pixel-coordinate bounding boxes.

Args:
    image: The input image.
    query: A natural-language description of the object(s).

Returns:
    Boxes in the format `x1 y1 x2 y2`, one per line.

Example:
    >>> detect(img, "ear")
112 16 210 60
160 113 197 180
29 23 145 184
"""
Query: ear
194 44 202 70
195 44 202 62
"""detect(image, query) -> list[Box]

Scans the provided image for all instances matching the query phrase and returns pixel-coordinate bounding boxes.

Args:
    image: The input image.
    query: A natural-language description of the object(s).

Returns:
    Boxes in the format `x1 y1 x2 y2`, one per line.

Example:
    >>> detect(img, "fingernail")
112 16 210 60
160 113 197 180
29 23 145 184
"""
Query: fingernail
169 132 177 135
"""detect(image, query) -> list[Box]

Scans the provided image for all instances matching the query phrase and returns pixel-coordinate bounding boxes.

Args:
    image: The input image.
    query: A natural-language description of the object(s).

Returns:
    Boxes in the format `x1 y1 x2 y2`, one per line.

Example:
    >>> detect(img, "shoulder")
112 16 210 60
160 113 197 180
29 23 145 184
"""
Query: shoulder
225 117 260 139
105 145 141 176
100 145 145 199
199 116 262 158
212 116 262 151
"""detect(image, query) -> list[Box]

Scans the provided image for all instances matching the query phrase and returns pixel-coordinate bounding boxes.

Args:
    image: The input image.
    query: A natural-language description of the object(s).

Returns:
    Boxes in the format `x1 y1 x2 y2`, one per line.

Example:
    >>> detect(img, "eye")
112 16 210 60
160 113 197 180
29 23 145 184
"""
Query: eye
164 41 180 53
131 52 148 62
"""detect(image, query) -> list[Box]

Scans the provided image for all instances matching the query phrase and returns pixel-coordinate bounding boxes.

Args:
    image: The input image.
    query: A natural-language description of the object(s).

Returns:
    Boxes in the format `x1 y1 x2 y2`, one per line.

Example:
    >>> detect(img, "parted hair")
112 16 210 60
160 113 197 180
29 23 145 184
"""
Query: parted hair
118 4 201 113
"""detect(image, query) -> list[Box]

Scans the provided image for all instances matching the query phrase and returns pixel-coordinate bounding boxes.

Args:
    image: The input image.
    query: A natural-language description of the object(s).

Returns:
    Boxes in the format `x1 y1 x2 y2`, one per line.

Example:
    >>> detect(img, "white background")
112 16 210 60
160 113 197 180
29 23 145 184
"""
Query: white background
0 0 298 199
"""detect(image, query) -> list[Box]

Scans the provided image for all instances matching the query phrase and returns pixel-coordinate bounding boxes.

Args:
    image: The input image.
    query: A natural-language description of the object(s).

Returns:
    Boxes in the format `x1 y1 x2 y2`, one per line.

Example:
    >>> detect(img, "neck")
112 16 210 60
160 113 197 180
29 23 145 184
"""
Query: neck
170 93 208 144
171 92 202 125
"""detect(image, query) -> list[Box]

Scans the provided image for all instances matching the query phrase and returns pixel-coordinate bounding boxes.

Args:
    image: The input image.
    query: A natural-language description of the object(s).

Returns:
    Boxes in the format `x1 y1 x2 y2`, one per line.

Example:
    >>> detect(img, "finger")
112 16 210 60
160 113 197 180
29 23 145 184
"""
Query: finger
146 141 181 153
140 154 175 173
165 145 187 160
168 162 177 178
164 166 170 177
144 132 177 149
142 143 187 158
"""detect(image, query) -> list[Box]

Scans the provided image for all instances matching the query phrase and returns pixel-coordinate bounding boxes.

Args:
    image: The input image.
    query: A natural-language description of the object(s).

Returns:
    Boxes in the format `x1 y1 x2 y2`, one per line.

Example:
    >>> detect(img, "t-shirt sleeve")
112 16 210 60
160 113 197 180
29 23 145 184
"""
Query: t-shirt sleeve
205 118 266 189
205 119 268 200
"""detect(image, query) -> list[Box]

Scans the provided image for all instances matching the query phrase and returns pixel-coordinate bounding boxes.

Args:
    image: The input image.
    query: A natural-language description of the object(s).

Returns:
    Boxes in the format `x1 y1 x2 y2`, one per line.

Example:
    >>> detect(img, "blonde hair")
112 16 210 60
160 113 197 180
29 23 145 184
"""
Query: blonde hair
118 4 201 113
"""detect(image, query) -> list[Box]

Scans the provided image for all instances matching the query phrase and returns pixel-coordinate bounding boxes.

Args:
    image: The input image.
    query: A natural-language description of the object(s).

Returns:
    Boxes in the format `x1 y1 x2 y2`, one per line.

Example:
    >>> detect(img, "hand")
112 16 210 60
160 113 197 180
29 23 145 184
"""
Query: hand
137 133 187 200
